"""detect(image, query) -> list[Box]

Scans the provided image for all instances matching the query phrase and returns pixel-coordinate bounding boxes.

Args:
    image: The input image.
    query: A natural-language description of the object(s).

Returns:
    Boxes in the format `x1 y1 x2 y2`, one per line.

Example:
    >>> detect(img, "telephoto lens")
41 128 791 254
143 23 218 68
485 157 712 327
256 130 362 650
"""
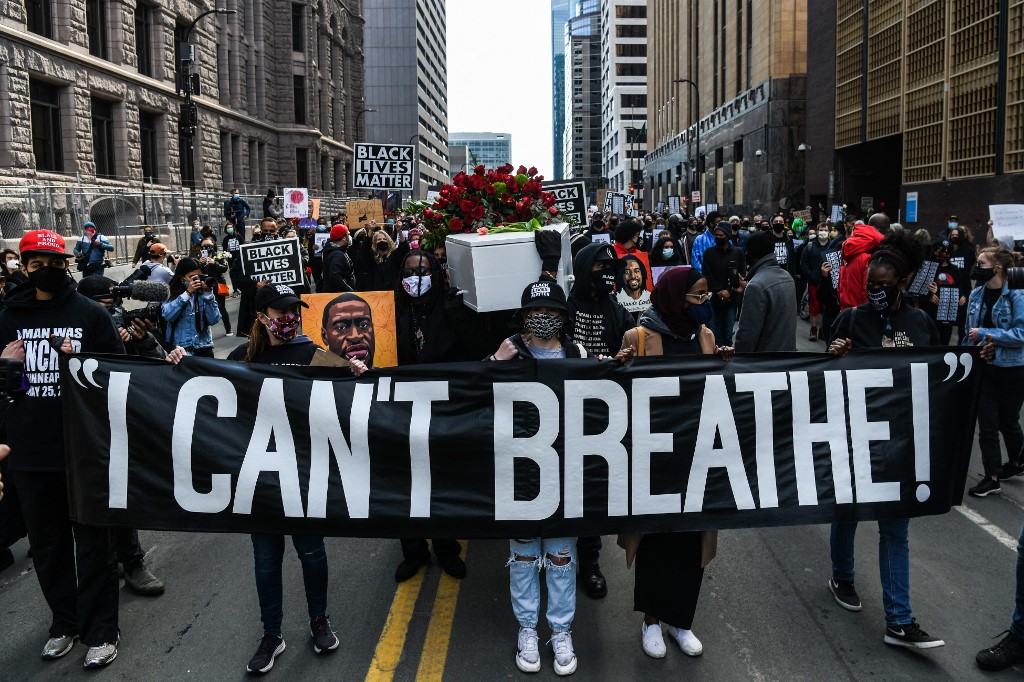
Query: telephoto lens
1006 267 1024 289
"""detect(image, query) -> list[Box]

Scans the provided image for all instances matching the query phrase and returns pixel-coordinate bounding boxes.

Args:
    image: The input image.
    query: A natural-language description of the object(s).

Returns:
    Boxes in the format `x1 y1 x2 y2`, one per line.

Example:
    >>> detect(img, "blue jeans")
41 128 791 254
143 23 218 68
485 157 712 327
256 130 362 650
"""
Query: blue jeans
508 538 576 633
710 304 736 346
830 519 911 626
1012 522 1024 637
251 534 328 636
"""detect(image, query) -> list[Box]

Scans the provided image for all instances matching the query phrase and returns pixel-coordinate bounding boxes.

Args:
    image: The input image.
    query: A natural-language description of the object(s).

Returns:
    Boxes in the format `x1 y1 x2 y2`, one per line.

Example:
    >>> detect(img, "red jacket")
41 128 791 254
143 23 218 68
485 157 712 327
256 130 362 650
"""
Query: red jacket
838 224 883 310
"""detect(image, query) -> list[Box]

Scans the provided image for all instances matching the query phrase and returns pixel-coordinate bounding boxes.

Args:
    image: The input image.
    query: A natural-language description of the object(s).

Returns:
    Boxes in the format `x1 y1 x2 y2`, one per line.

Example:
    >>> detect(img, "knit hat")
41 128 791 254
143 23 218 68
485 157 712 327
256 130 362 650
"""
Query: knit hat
330 224 349 241
745 230 775 261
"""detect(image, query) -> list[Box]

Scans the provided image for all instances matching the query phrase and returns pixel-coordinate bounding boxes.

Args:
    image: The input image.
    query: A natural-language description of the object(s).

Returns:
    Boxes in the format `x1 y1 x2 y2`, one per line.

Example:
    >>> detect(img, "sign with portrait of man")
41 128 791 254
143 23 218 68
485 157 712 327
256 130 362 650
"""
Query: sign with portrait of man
301 291 398 367
615 253 652 317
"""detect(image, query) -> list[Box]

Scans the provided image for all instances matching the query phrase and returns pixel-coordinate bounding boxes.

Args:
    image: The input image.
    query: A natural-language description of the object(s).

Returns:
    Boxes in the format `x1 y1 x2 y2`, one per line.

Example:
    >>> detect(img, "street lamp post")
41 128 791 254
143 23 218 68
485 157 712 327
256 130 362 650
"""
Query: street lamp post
178 8 236 219
673 78 700 211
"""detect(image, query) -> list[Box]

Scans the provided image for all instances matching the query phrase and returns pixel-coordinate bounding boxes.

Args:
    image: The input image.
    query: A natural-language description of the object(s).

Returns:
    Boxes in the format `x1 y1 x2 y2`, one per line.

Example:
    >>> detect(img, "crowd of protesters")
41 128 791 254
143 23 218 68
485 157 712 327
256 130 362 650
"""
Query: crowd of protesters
0 192 1022 676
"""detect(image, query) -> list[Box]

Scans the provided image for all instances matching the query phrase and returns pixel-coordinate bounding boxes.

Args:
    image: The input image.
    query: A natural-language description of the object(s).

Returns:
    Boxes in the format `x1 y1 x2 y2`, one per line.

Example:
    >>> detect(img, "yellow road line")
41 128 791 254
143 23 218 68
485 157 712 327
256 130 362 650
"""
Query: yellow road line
415 542 469 681
364 568 426 682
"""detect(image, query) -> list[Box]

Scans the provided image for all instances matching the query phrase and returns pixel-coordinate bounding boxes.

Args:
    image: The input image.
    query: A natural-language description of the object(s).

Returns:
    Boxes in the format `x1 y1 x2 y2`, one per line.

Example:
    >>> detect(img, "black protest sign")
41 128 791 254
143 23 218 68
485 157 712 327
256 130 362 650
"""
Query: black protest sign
63 349 981 539
239 237 303 286
353 143 414 190
542 181 587 226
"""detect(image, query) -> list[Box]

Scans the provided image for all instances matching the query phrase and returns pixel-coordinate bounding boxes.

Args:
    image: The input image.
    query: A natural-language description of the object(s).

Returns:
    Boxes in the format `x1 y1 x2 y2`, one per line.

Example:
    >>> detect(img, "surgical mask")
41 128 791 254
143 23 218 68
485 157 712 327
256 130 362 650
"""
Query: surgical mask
265 312 300 342
807 233 817 241
28 265 68 293
818 233 829 243
402 275 432 298
233 193 240 200
662 248 675 260
948 221 958 229
829 230 839 239
591 269 616 295
6 259 18 269
524 311 563 339
972 265 996 283
227 228 235 235
867 284 900 311
685 301 714 326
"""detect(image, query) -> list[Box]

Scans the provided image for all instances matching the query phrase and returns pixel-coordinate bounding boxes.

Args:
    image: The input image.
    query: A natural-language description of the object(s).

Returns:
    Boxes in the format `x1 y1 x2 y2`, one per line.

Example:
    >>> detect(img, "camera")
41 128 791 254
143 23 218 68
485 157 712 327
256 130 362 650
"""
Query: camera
1007 268 1024 289
200 275 217 289
109 302 163 333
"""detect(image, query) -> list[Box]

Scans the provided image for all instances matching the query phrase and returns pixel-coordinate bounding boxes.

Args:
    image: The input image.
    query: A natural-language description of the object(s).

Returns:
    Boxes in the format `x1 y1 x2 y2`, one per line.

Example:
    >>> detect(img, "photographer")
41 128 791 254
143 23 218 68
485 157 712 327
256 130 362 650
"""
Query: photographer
73 221 114 277
198 237 233 336
161 257 222 357
137 243 174 284
131 226 160 267
0 229 125 667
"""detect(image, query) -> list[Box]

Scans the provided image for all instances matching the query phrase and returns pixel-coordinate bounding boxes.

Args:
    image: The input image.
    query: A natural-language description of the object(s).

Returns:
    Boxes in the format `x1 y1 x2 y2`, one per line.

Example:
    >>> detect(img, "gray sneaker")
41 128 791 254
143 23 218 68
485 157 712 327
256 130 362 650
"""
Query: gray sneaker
516 627 541 673
83 636 119 669
124 564 165 596
41 634 77 659
550 631 577 676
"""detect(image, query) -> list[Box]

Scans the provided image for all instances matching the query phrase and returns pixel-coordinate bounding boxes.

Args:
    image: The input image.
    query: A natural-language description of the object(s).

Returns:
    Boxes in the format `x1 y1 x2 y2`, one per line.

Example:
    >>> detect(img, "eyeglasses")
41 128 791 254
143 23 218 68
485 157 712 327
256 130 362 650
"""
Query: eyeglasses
686 291 713 304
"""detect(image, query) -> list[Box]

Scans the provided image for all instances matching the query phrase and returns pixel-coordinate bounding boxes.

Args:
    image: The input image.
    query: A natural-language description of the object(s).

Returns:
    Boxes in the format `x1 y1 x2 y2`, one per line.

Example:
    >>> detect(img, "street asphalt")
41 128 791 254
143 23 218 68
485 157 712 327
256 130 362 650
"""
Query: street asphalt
0 297 1021 681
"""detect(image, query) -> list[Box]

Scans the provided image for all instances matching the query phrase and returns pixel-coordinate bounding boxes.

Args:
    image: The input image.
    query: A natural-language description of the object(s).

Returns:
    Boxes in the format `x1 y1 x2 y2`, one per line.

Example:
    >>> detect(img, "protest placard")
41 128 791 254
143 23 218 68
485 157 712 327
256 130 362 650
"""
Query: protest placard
990 205 1024 241
283 188 308 218
301 291 398 367
542 181 587 226
239 237 303 286
353 143 414 190
347 199 385 232
668 196 681 214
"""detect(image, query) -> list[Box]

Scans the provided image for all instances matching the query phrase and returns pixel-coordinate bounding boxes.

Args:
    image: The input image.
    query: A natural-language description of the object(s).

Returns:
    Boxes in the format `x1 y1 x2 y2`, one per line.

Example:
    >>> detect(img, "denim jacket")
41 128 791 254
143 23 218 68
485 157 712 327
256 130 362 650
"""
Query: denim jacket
162 291 222 352
965 283 1024 367
73 234 114 265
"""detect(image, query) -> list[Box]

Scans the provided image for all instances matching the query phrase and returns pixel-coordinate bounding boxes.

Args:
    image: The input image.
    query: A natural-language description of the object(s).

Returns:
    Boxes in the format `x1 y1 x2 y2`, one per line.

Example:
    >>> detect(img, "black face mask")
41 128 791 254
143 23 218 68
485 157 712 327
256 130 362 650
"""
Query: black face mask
772 224 784 234
376 241 389 251
28 266 68 293
715 237 729 249
591 269 616 295
867 284 900 311
972 265 996 283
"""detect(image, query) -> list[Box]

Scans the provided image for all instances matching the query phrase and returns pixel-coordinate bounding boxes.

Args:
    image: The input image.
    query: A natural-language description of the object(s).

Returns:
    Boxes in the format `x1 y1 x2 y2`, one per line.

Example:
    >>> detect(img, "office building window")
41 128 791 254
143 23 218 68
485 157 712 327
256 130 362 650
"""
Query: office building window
86 0 109 59
291 4 304 52
296 148 309 187
139 111 160 184
91 98 116 179
30 79 63 172
25 0 52 38
293 75 306 124
135 3 154 76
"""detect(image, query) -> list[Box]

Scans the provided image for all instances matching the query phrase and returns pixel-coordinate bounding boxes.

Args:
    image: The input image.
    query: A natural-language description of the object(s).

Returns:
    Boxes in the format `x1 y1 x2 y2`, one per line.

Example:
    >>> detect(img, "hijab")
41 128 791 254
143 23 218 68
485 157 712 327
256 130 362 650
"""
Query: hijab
649 266 704 338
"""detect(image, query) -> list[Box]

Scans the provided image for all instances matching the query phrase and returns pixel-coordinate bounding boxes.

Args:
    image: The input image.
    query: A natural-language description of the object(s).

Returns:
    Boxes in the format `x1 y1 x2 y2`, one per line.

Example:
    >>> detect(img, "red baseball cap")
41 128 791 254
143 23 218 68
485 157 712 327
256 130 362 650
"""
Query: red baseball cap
330 224 349 241
19 230 70 258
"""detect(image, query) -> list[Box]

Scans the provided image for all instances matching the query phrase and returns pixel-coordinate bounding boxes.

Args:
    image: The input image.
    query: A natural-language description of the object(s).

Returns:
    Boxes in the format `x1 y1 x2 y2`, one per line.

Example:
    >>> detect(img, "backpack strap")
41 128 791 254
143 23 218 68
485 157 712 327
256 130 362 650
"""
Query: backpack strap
636 326 647 357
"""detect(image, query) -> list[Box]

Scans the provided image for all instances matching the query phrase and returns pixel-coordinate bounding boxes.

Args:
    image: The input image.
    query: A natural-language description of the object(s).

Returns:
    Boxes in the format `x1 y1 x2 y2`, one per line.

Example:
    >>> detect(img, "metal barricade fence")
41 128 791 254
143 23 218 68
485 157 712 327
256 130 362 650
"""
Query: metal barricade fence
0 185 371 264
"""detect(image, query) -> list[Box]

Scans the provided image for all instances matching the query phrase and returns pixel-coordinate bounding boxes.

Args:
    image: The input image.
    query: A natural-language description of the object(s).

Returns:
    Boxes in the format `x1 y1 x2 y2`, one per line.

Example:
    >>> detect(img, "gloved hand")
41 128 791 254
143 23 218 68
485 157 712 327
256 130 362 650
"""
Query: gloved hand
535 230 561 279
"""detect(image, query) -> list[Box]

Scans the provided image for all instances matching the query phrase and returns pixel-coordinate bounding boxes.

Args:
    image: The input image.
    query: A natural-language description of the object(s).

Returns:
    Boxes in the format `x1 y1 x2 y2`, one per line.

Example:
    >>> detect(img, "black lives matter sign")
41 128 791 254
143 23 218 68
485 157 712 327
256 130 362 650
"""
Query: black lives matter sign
542 181 587 226
239 237 303 286
353 143 414 190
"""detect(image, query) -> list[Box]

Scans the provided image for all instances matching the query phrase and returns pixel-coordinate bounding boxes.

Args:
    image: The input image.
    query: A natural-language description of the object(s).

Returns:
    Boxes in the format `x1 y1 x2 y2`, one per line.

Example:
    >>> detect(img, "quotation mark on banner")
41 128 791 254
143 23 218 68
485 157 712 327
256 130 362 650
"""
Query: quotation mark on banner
941 352 973 383
67 358 102 389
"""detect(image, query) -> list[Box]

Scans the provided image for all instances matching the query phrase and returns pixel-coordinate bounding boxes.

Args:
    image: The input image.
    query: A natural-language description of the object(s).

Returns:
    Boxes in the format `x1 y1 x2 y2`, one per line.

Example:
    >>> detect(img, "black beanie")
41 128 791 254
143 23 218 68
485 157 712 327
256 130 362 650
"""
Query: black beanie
77 275 116 300
745 230 775 261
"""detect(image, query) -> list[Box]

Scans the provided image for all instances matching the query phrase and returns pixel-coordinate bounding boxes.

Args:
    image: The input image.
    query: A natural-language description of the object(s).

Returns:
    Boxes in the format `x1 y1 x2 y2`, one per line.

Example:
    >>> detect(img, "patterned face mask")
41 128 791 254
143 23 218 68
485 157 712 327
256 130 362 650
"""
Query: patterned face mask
265 312 300 341
524 311 563 339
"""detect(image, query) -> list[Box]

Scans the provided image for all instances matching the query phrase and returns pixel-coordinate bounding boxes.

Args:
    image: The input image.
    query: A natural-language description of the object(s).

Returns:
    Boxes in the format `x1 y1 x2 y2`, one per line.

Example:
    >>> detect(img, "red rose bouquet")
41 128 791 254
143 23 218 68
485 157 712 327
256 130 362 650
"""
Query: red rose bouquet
408 164 570 248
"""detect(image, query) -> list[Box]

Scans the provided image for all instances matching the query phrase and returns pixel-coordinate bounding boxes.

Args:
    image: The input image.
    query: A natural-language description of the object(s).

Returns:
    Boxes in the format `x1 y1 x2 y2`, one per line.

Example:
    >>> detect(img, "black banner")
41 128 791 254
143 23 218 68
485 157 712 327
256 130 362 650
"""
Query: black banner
62 349 981 538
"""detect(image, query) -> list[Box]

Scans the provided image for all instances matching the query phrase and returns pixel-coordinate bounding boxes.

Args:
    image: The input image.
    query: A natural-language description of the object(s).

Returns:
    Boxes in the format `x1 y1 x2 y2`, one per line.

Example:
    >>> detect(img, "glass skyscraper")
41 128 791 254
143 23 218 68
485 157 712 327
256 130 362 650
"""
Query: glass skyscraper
448 132 512 171
551 0 571 180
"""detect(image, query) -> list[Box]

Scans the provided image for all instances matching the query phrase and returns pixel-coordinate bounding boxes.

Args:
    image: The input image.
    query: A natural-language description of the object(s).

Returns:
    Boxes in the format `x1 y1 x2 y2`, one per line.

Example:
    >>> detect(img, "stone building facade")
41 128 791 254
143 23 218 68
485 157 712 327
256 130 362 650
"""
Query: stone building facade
644 0 808 216
0 0 365 195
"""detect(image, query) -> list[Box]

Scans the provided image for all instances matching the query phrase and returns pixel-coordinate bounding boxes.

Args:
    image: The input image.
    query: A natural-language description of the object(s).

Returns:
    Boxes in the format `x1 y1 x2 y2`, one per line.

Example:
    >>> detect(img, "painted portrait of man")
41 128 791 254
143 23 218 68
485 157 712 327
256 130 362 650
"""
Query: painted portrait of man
321 293 376 366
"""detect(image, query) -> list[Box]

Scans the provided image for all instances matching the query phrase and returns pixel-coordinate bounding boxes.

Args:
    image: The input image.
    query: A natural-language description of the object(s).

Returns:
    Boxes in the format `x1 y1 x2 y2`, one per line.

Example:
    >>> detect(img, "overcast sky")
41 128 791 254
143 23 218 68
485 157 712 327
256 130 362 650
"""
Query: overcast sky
445 0 555 176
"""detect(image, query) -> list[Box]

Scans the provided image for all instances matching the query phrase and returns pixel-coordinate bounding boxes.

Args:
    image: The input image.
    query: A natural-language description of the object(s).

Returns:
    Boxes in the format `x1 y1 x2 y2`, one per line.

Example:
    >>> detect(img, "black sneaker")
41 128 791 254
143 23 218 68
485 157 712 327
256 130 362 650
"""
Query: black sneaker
977 630 1024 670
827 577 862 612
969 477 1002 497
437 553 467 579
884 619 945 649
310 616 339 654
246 633 285 674
394 556 428 583
999 461 1024 481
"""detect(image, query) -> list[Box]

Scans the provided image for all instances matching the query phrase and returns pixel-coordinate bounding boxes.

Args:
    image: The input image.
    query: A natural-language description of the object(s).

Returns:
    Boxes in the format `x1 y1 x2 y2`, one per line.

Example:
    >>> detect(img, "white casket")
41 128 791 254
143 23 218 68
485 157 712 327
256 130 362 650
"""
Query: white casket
446 223 573 312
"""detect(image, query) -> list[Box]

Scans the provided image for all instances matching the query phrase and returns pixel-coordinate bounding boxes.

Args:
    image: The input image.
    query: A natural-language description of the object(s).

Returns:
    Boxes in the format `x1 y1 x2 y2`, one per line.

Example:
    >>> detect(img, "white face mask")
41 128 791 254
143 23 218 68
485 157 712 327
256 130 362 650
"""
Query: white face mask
6 259 18 269
402 275 432 298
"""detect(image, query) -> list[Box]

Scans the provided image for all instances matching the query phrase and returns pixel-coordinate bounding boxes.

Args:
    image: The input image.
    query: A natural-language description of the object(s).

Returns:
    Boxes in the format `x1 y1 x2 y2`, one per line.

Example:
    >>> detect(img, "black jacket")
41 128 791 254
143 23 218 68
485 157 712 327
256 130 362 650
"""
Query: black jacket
0 280 124 471
320 242 355 293
567 243 635 356
700 243 746 306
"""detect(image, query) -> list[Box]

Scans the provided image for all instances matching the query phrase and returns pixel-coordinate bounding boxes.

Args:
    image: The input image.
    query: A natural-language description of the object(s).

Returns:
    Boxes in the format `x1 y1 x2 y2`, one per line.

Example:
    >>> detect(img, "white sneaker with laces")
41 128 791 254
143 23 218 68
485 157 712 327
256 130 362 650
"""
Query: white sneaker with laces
41 634 77 659
642 622 666 658
665 625 703 656
83 636 119 668
550 631 577 676
516 627 541 673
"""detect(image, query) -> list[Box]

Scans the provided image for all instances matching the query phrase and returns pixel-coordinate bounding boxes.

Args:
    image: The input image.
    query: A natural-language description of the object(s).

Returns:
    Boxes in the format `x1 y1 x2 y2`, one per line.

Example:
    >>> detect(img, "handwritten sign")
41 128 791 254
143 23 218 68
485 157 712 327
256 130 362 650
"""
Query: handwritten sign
990 205 1024 241
283 188 308 219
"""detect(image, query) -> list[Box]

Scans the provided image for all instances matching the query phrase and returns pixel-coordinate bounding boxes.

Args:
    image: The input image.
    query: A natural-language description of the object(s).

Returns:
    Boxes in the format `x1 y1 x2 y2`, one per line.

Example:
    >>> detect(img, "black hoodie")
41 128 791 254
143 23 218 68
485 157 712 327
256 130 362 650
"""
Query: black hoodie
567 243 635 355
0 279 124 471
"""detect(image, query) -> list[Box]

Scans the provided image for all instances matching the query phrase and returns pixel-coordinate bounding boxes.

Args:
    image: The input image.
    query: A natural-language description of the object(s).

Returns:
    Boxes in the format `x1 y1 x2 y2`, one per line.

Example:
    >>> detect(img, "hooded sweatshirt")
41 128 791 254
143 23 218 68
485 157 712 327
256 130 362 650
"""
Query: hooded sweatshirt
839 223 884 310
0 279 125 471
567 243 635 356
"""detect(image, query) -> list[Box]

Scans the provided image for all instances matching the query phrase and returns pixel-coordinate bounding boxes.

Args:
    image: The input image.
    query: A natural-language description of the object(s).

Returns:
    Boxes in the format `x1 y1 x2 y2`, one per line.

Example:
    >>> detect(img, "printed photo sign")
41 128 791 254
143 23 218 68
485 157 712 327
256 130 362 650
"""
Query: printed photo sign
301 291 398 368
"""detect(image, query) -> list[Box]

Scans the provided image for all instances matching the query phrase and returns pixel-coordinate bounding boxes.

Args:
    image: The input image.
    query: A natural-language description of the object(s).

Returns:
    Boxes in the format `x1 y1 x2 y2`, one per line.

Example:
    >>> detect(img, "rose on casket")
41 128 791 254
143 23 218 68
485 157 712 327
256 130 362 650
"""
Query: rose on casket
408 164 571 248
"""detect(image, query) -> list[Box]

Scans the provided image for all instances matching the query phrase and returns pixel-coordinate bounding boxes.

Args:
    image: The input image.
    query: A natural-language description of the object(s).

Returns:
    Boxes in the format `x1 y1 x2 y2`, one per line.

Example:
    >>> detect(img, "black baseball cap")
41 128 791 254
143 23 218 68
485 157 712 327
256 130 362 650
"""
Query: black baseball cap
520 280 568 313
255 283 309 311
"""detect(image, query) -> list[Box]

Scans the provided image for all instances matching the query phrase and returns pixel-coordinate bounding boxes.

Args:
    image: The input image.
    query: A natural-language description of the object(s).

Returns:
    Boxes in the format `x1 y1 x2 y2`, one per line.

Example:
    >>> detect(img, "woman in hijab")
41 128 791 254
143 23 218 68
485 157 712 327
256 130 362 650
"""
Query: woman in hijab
617 266 732 663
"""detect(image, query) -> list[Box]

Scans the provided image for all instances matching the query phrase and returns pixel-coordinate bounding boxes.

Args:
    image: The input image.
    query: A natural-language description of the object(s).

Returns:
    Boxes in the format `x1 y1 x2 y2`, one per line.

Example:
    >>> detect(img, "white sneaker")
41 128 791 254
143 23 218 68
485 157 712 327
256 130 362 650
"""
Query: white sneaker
41 634 77 659
516 627 541 673
641 622 666 658
83 635 119 668
550 631 577 676
665 625 703 656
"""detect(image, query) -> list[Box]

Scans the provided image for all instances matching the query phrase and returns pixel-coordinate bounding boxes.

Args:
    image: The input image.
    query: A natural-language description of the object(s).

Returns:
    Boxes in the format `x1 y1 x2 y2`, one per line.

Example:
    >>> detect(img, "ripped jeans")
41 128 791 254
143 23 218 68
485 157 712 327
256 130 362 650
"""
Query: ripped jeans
508 537 576 633
251 534 329 636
